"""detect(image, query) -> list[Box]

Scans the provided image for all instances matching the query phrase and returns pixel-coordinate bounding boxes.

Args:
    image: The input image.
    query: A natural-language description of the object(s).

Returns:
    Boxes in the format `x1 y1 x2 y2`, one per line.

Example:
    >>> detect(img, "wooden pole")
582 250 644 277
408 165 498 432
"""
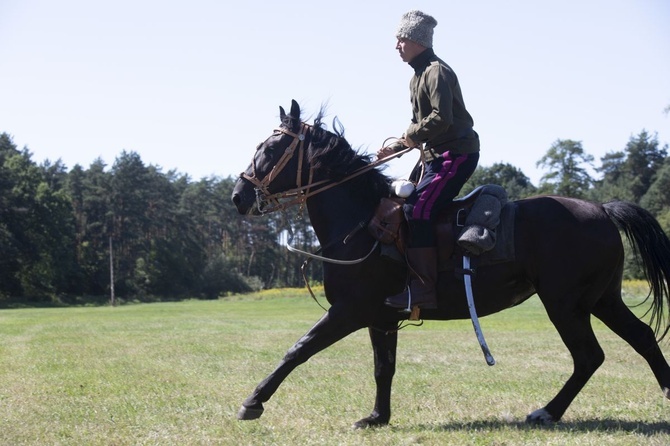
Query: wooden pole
109 236 115 306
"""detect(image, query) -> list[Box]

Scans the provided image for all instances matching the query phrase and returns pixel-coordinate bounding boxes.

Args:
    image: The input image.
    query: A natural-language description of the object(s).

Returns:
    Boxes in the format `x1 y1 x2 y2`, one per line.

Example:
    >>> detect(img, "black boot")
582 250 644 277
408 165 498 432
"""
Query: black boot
385 247 438 311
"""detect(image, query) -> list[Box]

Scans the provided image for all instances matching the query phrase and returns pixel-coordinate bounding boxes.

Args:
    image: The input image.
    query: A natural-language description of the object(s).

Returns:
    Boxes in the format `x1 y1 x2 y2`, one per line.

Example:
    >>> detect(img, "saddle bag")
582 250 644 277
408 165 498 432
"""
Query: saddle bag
369 198 404 245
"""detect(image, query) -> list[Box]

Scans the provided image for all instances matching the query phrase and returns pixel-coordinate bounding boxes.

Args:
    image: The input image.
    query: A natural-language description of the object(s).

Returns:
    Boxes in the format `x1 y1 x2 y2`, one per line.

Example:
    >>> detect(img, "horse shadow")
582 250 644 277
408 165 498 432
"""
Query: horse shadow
411 418 670 436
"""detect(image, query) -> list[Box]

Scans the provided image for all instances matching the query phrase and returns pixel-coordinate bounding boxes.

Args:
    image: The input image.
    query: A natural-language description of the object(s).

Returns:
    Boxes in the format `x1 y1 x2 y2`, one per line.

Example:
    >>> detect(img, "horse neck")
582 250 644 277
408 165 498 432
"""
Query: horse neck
305 184 374 247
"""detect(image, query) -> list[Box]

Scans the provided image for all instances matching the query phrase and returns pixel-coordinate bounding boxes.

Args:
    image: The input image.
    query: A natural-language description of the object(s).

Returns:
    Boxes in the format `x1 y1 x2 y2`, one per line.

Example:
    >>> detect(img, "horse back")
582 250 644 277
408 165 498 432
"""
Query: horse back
512 195 624 273
436 194 621 271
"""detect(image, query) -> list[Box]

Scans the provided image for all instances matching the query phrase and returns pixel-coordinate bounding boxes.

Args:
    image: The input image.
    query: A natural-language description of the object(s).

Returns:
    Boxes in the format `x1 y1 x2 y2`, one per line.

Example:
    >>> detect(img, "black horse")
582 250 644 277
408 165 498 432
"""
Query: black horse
231 100 670 427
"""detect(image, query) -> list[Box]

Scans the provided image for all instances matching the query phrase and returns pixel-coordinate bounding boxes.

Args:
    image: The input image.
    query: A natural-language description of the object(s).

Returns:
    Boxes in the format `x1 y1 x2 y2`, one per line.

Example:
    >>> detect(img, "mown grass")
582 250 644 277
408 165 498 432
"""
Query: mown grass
0 286 668 445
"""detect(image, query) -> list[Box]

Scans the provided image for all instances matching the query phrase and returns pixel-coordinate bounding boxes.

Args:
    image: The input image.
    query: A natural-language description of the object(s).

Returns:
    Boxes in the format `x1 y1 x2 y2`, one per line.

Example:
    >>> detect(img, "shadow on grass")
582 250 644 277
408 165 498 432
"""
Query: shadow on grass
415 418 670 436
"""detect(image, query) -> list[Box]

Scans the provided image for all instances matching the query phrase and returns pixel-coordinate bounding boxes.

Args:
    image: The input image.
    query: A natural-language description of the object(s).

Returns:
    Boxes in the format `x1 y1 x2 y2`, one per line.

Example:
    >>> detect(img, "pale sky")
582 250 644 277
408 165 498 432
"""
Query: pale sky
1 0 668 185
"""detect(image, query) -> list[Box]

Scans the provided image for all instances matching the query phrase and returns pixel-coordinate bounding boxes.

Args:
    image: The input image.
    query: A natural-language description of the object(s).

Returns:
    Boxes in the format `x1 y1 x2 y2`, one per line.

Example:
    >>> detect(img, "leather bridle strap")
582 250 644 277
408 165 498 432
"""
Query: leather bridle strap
240 123 314 213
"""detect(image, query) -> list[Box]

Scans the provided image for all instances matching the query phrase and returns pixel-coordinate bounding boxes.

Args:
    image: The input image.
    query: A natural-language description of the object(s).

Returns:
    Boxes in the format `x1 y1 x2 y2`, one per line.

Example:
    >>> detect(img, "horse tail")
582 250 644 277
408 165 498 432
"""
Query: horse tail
603 200 670 340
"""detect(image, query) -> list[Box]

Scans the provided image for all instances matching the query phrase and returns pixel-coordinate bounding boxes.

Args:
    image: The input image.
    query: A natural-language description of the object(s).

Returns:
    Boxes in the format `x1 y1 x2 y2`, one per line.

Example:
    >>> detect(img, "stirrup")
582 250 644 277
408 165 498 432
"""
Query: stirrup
404 288 426 320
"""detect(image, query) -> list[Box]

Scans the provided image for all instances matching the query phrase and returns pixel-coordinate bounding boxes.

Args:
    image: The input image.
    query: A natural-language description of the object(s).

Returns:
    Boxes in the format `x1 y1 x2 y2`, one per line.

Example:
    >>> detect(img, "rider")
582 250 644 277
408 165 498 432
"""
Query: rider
377 10 480 311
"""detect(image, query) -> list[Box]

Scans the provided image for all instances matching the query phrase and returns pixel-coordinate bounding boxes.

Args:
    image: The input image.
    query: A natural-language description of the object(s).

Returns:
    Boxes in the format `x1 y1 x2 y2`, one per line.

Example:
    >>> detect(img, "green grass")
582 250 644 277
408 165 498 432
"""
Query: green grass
0 287 669 445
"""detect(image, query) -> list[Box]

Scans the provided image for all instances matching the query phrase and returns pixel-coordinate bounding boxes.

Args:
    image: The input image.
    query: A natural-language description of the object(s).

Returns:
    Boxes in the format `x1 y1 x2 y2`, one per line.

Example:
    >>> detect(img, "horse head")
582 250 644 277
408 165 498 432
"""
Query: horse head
232 100 311 215
232 100 390 217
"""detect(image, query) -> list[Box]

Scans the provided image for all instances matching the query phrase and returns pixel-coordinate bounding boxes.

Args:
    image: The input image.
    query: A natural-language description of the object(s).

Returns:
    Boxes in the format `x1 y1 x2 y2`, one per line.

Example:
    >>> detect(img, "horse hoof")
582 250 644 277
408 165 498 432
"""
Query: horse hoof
352 415 389 429
526 408 556 425
664 387 670 399
237 403 264 420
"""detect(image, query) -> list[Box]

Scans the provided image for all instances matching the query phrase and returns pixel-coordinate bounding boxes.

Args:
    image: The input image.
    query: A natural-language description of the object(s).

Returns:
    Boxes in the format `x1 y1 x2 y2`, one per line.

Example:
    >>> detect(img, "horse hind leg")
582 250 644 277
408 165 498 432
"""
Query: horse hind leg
527 304 605 424
592 294 670 398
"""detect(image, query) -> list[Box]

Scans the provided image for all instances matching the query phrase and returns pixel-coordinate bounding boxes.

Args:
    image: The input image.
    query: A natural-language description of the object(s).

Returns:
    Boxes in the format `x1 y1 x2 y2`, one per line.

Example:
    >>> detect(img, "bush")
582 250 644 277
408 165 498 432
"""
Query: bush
199 255 251 298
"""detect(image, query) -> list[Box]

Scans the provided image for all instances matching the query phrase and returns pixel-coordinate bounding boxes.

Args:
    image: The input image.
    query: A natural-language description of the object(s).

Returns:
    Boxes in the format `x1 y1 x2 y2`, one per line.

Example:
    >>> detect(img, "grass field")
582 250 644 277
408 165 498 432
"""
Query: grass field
0 287 668 445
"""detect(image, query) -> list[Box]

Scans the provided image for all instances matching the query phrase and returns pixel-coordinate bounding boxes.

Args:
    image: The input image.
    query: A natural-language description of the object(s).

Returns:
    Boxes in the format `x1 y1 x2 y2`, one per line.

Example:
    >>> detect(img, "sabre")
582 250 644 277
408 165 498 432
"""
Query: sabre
463 255 496 366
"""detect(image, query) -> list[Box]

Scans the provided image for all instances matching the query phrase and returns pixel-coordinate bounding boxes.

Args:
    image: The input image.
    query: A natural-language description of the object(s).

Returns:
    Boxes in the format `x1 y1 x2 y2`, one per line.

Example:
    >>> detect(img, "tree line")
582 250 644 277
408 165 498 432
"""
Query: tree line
1 129 668 305
0 132 317 305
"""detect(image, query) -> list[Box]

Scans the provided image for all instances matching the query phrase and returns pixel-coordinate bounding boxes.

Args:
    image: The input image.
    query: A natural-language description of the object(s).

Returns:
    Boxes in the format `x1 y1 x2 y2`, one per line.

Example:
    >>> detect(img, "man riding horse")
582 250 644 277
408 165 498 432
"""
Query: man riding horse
377 10 480 311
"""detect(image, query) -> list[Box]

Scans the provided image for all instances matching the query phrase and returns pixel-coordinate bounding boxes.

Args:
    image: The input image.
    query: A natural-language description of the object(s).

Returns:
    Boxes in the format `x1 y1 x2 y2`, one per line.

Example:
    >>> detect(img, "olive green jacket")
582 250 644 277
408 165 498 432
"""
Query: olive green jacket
398 48 479 155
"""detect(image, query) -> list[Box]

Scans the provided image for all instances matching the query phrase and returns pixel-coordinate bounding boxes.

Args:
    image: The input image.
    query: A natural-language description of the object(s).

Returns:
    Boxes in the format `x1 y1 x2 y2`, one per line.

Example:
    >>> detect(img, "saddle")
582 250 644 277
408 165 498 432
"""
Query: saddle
369 184 516 270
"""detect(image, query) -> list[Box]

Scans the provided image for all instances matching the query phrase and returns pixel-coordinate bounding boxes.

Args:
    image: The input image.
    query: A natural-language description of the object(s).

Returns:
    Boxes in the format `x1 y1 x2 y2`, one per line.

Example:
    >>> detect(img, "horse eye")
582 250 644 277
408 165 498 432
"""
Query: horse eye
255 142 275 155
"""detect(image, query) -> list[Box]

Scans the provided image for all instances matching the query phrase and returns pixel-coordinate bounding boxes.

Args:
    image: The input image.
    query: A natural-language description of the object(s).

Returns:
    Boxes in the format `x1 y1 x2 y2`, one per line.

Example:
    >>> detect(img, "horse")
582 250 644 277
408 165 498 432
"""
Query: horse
231 99 670 428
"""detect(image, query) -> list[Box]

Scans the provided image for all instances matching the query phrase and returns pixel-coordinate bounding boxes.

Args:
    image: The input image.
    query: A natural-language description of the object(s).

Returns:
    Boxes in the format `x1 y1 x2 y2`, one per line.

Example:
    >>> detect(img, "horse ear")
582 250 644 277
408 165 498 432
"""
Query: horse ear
279 101 300 129
290 100 300 120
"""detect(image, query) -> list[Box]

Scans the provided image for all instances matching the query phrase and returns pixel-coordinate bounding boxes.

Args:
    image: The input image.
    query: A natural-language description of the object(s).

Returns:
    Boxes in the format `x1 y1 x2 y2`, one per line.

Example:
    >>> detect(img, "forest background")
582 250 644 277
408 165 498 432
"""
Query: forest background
0 127 668 306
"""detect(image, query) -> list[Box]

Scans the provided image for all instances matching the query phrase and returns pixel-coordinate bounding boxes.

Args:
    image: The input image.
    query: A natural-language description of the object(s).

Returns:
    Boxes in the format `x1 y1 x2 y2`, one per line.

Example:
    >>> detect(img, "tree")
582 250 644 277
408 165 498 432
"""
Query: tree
108 151 153 296
78 158 113 295
0 135 77 300
656 208 670 241
641 159 670 215
589 151 634 202
620 131 666 203
35 160 78 295
461 162 537 201
0 133 23 298
139 167 204 297
536 139 594 198
591 131 667 204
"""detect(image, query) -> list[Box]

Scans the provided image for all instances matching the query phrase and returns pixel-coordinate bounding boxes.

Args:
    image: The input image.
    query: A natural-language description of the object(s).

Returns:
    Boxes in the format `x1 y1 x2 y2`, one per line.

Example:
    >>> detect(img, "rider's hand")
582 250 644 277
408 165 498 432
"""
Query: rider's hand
403 135 418 148
376 146 396 160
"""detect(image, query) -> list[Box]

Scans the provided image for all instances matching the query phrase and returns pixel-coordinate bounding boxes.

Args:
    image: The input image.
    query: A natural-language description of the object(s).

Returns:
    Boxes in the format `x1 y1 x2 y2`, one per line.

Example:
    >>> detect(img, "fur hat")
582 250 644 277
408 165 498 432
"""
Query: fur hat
395 10 437 48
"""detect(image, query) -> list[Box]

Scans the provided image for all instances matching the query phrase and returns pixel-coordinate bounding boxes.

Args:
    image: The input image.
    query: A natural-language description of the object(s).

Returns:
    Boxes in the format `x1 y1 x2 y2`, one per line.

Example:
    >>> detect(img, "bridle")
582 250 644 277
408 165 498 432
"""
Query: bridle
239 123 320 214
239 122 411 214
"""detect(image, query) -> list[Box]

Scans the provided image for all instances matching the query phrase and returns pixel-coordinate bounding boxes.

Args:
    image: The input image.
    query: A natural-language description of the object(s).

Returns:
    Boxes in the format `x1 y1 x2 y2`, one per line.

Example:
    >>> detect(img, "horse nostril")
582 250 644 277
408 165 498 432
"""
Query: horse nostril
232 194 241 206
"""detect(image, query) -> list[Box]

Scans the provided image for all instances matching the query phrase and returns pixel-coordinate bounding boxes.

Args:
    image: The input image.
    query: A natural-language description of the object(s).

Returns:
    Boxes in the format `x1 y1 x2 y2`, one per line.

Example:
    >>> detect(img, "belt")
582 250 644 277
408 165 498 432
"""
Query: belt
422 147 442 162
422 147 464 162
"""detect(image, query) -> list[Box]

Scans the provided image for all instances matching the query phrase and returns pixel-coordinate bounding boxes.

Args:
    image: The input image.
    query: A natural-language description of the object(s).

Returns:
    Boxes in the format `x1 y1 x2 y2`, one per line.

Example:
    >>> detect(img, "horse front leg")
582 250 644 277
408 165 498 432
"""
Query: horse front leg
353 324 398 429
237 305 360 421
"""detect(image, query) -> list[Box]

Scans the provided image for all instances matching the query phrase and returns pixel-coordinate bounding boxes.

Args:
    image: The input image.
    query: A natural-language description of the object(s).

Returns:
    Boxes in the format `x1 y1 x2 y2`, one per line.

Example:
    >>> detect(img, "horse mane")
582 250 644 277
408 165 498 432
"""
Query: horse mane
306 107 391 204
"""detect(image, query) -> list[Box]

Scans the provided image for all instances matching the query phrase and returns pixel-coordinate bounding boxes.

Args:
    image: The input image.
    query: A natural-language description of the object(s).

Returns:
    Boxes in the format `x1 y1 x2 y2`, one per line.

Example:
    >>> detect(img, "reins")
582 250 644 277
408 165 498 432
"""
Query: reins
240 124 414 214
285 220 379 265
239 125 418 268
284 219 373 312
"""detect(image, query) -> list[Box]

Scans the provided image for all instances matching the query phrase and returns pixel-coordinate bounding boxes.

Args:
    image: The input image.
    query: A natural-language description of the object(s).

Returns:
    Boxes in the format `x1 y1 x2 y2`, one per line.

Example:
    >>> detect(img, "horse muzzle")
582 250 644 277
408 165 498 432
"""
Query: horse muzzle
231 179 261 215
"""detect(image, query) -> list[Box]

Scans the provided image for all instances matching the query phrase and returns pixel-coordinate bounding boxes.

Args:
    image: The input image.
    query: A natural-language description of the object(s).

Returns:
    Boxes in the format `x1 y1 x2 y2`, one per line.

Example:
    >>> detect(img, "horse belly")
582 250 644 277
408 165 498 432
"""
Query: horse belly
435 261 535 320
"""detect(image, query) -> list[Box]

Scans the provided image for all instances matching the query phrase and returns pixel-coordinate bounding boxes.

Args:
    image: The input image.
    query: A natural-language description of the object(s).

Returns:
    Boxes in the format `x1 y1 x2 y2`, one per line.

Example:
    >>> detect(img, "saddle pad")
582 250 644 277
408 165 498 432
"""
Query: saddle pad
439 201 516 272
482 201 516 265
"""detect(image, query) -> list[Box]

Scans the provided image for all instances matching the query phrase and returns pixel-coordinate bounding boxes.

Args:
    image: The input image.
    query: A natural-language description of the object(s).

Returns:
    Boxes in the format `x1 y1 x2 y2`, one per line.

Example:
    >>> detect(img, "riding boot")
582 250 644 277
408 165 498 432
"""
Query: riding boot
384 247 438 311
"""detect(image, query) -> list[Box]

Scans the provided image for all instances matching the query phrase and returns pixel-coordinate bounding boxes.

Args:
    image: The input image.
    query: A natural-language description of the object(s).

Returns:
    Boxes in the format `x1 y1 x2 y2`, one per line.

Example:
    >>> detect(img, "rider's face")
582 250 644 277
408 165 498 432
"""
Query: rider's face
396 38 426 63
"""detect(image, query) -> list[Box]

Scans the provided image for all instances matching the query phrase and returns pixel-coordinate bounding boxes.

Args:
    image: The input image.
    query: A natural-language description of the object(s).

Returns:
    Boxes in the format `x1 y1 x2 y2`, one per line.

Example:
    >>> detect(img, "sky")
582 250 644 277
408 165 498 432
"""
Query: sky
1 0 669 186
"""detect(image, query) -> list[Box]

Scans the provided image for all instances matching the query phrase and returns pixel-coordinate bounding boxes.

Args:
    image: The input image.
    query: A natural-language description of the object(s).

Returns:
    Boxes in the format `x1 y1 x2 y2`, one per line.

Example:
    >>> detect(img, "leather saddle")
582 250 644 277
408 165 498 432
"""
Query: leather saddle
369 185 514 268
